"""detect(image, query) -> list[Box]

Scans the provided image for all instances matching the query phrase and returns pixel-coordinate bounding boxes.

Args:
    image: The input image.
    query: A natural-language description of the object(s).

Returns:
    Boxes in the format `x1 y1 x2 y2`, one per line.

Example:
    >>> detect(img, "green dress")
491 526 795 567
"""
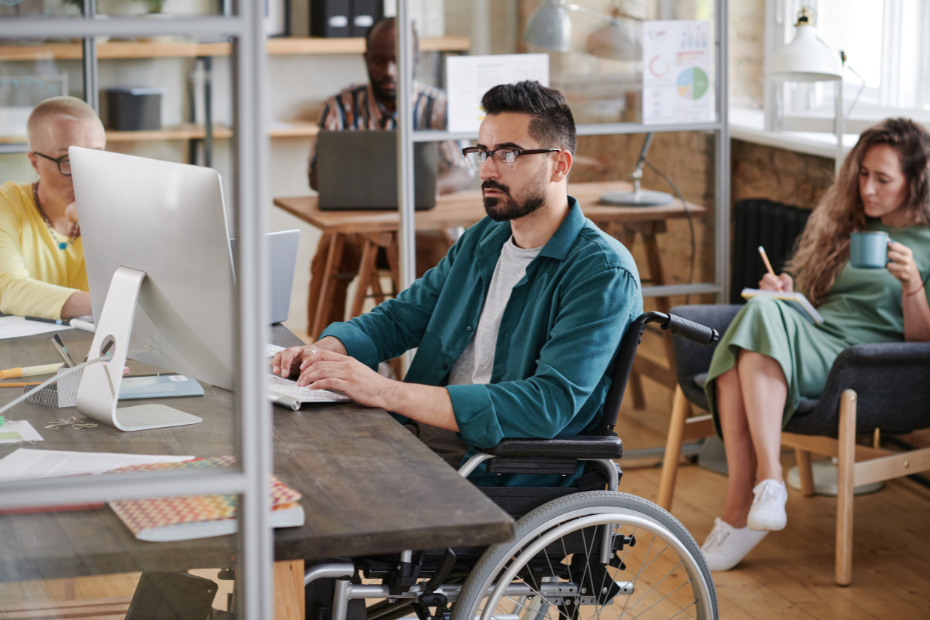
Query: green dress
705 221 930 431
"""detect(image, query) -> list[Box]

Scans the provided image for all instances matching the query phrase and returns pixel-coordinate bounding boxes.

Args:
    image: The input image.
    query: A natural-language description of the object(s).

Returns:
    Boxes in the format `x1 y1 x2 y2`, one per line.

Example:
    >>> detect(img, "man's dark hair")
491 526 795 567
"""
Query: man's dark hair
364 16 419 51
480 81 576 155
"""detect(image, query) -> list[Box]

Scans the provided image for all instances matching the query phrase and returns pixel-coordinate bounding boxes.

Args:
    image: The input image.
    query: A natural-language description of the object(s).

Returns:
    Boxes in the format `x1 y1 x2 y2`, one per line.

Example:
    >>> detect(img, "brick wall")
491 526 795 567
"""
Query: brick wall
731 139 835 209
572 132 717 299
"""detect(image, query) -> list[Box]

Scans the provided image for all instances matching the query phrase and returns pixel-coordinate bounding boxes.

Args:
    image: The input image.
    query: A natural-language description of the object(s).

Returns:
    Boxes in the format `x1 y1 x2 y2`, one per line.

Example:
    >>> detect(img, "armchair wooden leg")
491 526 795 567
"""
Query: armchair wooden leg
629 370 646 410
836 389 857 586
795 448 815 497
658 386 690 511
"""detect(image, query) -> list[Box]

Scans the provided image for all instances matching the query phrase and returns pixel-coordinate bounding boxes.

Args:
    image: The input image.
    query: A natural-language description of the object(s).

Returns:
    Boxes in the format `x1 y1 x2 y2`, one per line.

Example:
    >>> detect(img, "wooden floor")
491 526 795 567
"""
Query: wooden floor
2 330 929 618
614 330 930 619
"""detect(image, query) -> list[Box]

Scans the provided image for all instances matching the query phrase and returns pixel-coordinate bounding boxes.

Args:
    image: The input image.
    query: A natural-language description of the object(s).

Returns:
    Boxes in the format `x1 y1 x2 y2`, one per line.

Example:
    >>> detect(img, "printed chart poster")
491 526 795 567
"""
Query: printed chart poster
447 54 549 134
643 21 713 124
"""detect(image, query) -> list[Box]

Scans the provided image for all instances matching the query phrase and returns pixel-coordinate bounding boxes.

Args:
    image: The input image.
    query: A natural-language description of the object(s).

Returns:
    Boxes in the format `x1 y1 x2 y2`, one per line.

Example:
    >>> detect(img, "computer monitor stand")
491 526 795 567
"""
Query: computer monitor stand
76 267 203 431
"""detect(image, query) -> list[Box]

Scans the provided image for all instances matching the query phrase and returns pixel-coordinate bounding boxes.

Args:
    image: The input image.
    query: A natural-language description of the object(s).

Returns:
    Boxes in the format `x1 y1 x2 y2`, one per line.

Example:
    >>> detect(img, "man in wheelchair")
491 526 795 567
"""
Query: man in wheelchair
273 81 719 620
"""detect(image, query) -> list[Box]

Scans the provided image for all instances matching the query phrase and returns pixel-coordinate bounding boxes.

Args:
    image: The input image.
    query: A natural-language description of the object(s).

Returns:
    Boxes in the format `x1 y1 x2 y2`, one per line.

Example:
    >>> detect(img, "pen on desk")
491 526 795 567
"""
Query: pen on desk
24 316 70 326
0 363 63 379
0 382 42 388
758 246 777 278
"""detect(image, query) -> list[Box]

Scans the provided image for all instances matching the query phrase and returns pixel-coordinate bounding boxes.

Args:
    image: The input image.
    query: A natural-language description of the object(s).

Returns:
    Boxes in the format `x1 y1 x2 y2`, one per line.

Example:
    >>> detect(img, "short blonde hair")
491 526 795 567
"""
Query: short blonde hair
27 96 103 150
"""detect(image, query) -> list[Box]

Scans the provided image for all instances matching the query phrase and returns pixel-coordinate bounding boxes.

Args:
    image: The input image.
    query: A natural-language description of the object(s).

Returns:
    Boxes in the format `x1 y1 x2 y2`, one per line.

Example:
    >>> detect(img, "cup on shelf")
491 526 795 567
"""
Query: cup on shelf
850 231 890 269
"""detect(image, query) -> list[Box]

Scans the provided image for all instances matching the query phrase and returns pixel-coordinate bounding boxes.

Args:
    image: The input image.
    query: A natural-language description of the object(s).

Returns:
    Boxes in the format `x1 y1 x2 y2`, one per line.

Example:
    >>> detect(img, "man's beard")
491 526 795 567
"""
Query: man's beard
370 76 396 101
482 177 547 222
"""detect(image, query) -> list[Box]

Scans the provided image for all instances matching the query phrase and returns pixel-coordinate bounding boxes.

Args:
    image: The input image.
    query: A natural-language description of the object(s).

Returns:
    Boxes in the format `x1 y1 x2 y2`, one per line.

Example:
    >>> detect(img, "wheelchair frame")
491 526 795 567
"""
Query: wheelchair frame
305 312 721 620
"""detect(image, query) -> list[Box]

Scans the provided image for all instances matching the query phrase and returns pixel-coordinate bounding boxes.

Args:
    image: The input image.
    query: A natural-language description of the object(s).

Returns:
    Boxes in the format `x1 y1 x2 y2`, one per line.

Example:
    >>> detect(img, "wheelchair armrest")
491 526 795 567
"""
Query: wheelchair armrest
670 304 743 385
485 435 623 460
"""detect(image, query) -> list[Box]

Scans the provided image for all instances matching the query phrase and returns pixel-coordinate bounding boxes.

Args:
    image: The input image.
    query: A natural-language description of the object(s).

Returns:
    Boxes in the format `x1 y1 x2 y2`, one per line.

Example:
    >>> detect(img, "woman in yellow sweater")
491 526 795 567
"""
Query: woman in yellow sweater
0 96 105 320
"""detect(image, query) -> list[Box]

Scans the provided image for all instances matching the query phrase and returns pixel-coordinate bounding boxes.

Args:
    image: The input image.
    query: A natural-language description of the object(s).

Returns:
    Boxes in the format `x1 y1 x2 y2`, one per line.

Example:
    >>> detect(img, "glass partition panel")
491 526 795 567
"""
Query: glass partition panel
96 0 224 17
0 36 84 171
0 0 84 19
98 34 236 214
444 0 718 126
0 8 274 616
0 485 238 616
392 0 729 455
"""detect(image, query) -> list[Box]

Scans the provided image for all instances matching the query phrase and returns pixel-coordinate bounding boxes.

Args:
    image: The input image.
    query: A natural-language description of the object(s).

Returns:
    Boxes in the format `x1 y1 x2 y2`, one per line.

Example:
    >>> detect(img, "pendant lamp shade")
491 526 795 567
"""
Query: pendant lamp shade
584 18 641 61
523 0 573 52
767 14 842 82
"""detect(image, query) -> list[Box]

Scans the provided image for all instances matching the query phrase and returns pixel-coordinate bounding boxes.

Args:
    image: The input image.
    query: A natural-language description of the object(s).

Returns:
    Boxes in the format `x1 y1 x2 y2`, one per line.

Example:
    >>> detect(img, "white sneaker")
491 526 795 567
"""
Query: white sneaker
747 479 788 531
701 517 768 571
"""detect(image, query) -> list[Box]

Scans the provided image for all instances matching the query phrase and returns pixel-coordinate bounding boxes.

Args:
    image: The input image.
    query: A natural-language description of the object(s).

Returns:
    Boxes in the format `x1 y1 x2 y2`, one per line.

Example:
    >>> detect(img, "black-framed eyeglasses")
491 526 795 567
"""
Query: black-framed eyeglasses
461 146 560 171
31 152 71 176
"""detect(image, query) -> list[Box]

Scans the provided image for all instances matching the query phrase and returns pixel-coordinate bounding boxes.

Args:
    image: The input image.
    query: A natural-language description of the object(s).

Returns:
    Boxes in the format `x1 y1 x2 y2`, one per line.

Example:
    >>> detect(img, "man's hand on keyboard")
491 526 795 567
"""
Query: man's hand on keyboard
271 337 347 378
273 339 458 431
296 348 393 409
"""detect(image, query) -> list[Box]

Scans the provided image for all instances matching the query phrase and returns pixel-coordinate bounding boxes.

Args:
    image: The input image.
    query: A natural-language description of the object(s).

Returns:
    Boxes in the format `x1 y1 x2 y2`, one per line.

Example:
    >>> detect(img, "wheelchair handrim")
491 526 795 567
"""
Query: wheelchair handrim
476 512 714 620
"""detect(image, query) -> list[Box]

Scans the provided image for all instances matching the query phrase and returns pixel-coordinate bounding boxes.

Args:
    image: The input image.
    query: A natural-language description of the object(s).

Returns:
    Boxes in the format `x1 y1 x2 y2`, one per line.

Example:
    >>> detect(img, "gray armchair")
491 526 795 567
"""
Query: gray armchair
657 304 930 586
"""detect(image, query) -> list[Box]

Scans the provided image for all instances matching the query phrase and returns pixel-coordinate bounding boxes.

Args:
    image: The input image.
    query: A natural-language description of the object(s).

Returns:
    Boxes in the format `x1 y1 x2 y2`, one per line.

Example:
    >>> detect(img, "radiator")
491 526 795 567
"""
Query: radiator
731 199 811 302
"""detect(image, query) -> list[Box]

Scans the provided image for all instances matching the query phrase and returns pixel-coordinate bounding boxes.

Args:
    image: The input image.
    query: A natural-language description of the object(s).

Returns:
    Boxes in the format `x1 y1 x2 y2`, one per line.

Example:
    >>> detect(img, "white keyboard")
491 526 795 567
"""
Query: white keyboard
267 374 351 404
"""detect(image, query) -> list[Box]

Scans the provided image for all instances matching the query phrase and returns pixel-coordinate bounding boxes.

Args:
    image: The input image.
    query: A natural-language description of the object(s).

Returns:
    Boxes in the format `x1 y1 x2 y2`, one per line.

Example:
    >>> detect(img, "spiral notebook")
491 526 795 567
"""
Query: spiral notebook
741 288 825 325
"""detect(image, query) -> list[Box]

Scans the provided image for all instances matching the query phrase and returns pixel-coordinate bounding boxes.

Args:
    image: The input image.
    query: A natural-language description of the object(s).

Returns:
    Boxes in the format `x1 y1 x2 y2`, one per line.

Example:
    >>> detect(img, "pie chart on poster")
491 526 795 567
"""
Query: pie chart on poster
676 67 709 100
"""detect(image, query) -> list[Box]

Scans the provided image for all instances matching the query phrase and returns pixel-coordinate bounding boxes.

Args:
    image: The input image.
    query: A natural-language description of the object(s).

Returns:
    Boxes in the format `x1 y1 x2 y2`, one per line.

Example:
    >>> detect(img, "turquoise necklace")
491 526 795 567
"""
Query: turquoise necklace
32 182 79 251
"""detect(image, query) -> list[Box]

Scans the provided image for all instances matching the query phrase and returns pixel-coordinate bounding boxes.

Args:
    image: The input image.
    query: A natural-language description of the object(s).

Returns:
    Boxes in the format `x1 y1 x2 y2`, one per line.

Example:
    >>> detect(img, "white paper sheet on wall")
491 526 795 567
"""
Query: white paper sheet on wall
446 54 550 134
643 20 714 125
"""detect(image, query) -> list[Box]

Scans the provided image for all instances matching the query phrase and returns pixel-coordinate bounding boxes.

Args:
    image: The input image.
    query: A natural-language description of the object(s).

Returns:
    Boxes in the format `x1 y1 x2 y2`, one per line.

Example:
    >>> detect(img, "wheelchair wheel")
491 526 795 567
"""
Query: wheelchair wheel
451 491 716 620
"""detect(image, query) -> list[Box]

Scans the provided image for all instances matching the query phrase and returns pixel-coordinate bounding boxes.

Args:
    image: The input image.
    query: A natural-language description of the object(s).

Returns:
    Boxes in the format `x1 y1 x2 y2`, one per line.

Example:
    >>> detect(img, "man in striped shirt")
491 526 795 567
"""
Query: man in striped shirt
307 17 469 193
306 17 470 330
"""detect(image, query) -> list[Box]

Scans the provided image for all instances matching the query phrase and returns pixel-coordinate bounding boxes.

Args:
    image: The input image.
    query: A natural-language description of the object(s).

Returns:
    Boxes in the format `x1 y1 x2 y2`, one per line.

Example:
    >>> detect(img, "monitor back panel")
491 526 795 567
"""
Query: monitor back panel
71 148 236 391
316 130 438 210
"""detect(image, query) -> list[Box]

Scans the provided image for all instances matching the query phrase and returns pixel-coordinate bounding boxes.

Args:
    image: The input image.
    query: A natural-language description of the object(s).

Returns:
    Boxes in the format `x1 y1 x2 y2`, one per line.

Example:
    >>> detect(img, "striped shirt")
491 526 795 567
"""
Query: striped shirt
308 81 465 179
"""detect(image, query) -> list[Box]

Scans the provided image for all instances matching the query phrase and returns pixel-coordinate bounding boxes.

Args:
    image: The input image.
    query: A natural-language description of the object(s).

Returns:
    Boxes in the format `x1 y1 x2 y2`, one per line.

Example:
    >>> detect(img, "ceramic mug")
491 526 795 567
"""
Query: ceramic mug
850 231 890 269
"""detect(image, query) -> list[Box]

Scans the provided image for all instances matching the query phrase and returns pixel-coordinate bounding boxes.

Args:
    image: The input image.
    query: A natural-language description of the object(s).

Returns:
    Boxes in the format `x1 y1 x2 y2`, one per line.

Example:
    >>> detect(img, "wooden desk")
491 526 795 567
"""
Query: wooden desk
0 326 513 617
274 181 706 400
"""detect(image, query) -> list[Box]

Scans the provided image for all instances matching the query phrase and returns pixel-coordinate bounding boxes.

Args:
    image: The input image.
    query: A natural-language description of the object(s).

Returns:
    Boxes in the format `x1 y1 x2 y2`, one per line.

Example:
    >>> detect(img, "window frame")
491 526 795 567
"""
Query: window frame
763 0 930 136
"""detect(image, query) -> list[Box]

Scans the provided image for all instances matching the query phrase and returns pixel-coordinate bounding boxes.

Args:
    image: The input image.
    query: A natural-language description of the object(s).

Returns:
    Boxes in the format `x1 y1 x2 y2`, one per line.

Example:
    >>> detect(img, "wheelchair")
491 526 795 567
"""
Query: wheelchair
305 312 721 620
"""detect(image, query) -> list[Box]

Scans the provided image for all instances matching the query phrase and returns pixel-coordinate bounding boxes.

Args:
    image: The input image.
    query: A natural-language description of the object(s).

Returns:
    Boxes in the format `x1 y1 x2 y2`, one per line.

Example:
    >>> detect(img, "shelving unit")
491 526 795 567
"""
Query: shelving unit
0 36 470 61
0 32 469 150
0 121 318 144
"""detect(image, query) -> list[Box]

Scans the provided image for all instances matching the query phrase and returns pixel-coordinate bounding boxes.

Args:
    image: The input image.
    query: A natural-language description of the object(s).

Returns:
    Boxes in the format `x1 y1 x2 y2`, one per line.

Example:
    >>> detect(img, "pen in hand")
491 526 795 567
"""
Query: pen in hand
758 246 786 292
758 246 776 278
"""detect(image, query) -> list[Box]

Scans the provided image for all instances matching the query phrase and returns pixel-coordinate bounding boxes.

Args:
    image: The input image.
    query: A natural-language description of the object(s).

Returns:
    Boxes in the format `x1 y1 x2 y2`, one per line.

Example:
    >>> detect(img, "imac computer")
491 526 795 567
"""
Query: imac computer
70 147 239 431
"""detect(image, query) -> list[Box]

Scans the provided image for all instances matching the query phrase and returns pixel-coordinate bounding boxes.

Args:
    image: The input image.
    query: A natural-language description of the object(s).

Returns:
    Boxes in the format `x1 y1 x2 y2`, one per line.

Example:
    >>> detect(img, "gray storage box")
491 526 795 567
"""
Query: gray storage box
105 87 163 131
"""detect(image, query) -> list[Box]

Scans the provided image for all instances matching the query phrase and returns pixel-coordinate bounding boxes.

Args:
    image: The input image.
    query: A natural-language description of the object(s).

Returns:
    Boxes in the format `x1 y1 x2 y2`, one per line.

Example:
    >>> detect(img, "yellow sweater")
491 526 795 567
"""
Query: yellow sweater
0 182 88 319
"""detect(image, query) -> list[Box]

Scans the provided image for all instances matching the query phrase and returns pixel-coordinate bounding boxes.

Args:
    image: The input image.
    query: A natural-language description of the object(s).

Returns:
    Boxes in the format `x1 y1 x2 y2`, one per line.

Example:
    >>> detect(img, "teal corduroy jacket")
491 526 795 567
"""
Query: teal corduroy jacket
322 196 643 486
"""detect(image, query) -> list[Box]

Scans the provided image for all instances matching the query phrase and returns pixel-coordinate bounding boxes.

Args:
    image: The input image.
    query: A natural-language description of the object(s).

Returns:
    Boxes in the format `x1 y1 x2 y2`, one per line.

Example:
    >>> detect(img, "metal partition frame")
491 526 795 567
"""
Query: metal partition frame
0 5 273 617
397 0 731 304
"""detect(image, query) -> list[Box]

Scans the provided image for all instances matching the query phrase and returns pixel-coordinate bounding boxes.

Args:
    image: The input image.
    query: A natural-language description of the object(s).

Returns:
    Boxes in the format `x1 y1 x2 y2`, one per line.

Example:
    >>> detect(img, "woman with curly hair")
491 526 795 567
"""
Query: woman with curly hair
700 118 930 571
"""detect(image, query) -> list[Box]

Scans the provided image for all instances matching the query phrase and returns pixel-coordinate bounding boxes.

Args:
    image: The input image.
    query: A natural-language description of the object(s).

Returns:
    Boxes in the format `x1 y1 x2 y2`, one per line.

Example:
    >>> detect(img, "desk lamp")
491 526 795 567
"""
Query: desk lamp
523 0 672 207
766 6 845 175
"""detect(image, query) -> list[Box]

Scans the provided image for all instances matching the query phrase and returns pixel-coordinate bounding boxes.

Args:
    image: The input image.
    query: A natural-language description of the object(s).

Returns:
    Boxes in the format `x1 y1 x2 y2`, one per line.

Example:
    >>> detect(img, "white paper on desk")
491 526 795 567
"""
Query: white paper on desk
0 449 194 482
0 421 43 444
267 344 285 358
0 316 73 340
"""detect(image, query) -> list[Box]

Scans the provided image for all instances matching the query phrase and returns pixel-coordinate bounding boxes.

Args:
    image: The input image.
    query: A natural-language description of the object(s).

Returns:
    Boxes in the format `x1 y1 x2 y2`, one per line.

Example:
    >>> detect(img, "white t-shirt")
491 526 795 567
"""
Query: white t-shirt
448 236 542 386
